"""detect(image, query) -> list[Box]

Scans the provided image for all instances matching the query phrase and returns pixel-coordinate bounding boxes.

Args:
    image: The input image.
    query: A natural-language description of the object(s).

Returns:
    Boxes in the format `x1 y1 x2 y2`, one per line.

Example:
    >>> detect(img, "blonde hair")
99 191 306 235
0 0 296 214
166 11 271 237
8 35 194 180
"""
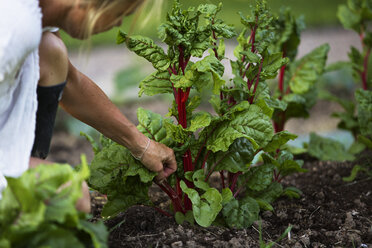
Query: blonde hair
75 0 163 56
81 0 146 39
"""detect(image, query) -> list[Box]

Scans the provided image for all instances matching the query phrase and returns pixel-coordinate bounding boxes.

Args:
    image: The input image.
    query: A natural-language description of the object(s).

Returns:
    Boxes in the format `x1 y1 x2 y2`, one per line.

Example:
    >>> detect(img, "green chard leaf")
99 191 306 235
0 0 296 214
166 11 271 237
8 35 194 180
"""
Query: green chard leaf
88 144 156 217
337 4 362 32
274 7 305 61
261 52 289 80
222 196 259 229
355 89 372 136
0 158 107 248
263 131 298 152
138 71 173 97
282 187 302 199
137 107 175 146
289 44 330 94
207 103 274 152
217 39 226 59
187 169 210 191
261 151 306 178
117 31 170 71
245 164 275 192
208 137 255 173
101 176 151 218
308 133 355 161
175 53 225 94
180 181 222 227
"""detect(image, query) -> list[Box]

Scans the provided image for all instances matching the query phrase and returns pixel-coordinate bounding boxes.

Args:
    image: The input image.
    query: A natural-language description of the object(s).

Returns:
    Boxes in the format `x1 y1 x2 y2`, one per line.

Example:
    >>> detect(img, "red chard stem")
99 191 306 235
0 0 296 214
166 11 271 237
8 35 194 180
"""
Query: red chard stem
362 47 370 90
220 171 225 189
250 56 264 104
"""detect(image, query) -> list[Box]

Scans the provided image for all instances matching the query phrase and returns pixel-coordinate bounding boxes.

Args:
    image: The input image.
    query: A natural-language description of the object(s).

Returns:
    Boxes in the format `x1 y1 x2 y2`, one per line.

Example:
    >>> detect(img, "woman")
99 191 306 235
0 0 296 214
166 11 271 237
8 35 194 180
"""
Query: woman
0 0 177 210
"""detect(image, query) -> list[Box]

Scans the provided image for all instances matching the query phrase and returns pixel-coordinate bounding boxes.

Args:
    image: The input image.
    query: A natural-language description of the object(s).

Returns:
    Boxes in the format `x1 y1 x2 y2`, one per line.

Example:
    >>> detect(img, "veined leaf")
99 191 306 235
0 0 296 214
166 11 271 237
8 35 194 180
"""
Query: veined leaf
197 4 219 17
180 181 222 227
189 111 212 132
261 52 289 80
245 164 275 191
289 44 329 94
263 131 298 153
217 39 226 59
207 104 274 152
222 196 259 228
101 176 152 218
355 89 372 136
209 138 255 173
240 51 261 64
137 108 175 146
221 188 233 205
254 182 283 205
337 4 362 32
117 31 170 71
139 71 173 97
172 54 225 94
89 144 156 192
163 122 189 144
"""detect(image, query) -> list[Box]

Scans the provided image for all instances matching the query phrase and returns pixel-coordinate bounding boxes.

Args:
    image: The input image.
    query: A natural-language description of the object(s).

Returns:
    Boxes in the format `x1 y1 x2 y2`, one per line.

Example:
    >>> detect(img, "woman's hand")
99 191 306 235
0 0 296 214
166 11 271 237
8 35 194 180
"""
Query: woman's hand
138 140 177 182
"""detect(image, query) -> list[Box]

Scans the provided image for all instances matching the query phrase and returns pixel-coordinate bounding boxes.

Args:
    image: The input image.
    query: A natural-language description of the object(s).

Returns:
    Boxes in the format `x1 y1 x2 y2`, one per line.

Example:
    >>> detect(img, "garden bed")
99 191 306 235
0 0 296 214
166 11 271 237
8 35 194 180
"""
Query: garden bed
89 154 371 247
51 99 371 247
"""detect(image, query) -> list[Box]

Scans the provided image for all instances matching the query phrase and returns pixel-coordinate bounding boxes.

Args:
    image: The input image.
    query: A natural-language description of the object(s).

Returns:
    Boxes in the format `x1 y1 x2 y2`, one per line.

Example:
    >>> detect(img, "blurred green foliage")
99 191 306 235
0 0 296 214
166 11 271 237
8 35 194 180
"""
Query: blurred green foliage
61 0 341 49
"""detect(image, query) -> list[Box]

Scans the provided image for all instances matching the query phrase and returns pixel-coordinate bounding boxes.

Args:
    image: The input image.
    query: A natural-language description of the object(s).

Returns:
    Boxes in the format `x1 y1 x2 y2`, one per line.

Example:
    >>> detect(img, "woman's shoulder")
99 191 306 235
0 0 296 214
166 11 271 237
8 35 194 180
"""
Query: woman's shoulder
39 32 68 60
39 32 69 84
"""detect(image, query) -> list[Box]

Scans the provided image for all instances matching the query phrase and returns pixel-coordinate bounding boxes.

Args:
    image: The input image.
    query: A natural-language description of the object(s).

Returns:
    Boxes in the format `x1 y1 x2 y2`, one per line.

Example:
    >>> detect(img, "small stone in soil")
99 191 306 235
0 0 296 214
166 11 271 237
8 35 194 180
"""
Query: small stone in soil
171 241 183 247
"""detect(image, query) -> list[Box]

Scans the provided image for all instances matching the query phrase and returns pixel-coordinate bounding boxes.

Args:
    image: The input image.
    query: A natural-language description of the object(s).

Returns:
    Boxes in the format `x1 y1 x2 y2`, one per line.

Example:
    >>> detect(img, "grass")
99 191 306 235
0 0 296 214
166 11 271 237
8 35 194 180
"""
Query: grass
61 0 343 49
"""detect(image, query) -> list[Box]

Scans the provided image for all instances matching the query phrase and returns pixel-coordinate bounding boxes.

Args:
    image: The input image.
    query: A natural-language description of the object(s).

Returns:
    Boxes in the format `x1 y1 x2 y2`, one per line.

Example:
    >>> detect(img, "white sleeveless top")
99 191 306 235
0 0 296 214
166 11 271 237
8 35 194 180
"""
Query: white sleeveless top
0 0 42 197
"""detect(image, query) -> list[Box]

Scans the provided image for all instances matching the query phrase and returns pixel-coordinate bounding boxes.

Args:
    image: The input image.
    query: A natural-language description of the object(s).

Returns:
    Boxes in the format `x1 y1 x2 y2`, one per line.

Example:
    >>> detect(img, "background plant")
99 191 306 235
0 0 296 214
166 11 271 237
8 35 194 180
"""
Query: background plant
0 157 108 248
87 0 306 228
309 0 372 165
269 8 330 134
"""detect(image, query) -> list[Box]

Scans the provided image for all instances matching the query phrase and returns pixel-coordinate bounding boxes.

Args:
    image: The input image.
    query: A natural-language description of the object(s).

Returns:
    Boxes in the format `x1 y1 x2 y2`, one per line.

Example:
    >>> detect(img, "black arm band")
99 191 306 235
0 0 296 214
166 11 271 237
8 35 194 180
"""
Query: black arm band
31 81 67 159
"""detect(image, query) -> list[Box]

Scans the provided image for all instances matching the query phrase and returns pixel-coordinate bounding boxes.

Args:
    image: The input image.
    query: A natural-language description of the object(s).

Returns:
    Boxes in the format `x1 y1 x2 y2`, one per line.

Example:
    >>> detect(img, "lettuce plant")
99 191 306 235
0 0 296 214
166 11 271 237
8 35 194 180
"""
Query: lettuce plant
87 0 306 228
0 157 108 248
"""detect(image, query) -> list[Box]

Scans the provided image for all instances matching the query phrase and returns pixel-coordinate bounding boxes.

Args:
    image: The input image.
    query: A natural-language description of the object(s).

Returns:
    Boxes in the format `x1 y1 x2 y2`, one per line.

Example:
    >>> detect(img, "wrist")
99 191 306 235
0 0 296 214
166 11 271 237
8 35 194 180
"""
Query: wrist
117 127 150 158
130 137 151 161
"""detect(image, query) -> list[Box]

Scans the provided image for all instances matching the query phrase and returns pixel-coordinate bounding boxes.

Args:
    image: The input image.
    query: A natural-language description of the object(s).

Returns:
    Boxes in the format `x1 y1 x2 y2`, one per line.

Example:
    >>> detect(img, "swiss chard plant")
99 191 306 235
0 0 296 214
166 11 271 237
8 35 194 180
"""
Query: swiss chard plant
270 8 330 134
308 0 372 164
0 157 108 248
87 0 307 228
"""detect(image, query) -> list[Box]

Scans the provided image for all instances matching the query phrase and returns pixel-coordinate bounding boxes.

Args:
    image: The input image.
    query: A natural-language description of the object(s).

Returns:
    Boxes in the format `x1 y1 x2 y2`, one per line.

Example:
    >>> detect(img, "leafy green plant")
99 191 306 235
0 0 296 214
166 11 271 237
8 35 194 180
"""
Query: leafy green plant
331 0 372 140
87 0 306 228
269 8 330 133
0 156 108 248
310 0 372 162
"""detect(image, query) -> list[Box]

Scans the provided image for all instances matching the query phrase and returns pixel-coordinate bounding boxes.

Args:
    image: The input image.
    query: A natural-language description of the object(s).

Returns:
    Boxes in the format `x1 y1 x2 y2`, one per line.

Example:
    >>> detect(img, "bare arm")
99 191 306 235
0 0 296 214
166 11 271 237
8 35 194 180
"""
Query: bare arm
60 61 177 180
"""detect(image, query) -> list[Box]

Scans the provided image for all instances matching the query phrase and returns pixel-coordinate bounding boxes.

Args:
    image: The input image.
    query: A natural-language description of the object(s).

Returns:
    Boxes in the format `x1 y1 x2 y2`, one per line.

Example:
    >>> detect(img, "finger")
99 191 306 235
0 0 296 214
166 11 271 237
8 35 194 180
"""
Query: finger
155 171 166 182
164 152 177 172
162 166 176 178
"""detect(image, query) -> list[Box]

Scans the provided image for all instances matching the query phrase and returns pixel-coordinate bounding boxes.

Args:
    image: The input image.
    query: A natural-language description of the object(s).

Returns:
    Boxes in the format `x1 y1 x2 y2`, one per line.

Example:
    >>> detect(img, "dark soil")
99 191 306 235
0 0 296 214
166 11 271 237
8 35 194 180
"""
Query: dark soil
87 154 372 248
